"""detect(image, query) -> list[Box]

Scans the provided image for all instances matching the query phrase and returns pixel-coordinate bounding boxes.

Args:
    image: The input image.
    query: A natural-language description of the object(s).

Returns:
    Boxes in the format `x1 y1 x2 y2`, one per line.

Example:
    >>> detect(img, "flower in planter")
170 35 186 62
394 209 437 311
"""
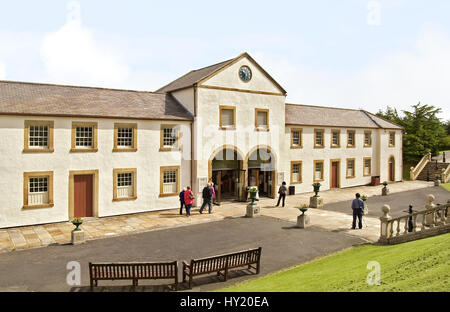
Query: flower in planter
248 186 258 193
71 217 83 231
361 195 368 201
382 181 388 186
312 182 321 187
299 204 309 215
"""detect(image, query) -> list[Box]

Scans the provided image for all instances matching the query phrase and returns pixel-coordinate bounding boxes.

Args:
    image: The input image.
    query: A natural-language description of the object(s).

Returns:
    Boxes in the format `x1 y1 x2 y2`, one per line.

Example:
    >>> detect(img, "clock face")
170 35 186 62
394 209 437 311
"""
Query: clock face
239 66 252 82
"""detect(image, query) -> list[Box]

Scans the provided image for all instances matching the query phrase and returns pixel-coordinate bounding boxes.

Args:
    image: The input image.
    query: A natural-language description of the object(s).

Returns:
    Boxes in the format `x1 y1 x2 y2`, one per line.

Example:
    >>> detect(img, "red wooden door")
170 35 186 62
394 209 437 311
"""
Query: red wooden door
389 161 394 181
74 175 93 218
331 162 339 188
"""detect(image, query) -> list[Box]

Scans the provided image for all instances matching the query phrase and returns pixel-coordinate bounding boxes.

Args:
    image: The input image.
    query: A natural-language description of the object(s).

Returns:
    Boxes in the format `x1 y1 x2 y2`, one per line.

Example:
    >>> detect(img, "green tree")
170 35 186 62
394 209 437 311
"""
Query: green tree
377 103 447 163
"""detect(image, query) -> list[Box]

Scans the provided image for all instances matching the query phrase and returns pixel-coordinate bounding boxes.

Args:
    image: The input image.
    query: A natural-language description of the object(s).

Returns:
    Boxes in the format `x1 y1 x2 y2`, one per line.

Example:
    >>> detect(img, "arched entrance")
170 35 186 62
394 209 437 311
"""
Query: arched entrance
209 146 245 203
246 146 277 199
388 156 395 181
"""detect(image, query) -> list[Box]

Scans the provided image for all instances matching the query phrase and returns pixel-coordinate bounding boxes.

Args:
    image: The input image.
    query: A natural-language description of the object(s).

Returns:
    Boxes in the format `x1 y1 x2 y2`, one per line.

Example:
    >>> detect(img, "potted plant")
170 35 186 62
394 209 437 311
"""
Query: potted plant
71 217 83 231
299 204 309 216
382 181 389 196
248 186 258 199
312 182 321 197
361 195 368 202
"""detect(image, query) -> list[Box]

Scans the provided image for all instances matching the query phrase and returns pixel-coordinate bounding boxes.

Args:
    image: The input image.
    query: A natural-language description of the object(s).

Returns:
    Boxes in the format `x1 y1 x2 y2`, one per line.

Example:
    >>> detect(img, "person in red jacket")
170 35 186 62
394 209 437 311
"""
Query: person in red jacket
183 186 195 217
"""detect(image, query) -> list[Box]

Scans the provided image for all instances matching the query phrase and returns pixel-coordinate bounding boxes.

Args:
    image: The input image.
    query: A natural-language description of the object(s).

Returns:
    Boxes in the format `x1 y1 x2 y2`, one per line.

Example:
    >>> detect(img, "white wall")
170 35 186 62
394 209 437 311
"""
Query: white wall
284 126 402 194
0 115 191 228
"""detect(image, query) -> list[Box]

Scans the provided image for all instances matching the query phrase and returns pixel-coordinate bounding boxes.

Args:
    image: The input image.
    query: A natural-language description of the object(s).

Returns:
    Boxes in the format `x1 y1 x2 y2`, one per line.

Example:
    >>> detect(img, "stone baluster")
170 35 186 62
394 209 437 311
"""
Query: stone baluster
424 194 435 227
403 217 408 234
396 220 401 236
379 204 392 242
413 214 417 232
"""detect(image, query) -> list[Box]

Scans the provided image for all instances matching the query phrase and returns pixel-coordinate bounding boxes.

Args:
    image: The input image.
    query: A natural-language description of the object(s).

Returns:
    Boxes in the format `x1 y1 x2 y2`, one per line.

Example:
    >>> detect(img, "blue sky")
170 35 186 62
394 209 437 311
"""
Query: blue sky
0 0 449 119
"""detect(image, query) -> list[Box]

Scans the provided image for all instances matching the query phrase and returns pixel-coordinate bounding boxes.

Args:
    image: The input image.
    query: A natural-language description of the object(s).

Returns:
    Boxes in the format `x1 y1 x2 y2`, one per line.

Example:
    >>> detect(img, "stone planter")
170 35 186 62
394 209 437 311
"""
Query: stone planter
246 203 260 218
71 228 85 245
434 179 440 187
297 215 310 228
382 186 389 196
309 196 323 209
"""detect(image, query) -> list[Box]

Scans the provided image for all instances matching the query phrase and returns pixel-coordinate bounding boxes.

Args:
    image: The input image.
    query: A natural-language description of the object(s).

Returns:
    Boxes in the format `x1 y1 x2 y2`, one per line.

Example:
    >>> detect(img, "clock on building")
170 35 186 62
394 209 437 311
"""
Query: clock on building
239 66 252 82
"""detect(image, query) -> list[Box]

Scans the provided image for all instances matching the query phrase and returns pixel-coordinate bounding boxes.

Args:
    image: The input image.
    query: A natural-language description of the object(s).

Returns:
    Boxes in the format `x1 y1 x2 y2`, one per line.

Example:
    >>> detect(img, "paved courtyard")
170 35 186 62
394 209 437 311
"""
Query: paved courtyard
0 216 364 292
0 180 446 292
0 180 438 253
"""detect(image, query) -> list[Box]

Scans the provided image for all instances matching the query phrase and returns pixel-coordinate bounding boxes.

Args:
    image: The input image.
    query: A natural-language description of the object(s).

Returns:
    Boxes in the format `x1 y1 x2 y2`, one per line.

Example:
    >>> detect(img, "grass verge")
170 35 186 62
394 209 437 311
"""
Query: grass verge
219 233 450 292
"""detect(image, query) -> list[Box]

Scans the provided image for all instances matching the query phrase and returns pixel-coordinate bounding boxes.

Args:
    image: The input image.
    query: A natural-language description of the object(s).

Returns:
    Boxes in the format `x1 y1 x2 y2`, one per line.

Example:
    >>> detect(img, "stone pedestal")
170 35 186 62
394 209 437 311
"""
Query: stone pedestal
434 179 440 187
71 229 85 245
364 203 369 215
246 203 260 218
297 215 310 228
309 196 323 209
424 194 435 226
382 187 389 196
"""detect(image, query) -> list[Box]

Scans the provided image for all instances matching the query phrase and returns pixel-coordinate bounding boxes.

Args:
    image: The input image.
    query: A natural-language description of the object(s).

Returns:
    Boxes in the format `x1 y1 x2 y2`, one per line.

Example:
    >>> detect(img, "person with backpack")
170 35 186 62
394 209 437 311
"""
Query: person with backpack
179 188 186 215
276 181 287 207
200 183 213 214
351 193 365 229
184 186 195 217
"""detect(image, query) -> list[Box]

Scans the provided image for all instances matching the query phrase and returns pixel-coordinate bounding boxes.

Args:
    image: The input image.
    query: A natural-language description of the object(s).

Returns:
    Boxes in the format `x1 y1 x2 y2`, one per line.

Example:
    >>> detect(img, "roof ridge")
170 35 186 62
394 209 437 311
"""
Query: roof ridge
363 110 404 129
155 57 236 93
0 79 164 95
286 103 364 113
361 110 382 128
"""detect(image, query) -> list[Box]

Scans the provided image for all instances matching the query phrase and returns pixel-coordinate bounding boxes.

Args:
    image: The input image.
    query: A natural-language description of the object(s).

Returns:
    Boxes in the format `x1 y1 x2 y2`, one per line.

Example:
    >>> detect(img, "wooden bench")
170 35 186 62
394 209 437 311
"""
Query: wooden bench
182 247 262 289
89 261 178 290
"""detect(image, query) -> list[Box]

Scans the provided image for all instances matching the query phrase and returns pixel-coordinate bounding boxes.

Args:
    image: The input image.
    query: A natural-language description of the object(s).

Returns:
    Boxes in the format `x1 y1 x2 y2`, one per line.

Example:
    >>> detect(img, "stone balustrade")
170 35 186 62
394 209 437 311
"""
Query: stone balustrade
379 194 450 245
410 152 432 181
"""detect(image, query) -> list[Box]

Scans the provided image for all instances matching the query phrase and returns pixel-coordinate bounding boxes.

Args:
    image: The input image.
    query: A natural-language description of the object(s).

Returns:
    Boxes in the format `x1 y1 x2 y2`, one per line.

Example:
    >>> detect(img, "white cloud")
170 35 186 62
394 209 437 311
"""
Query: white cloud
258 23 450 120
40 1 130 88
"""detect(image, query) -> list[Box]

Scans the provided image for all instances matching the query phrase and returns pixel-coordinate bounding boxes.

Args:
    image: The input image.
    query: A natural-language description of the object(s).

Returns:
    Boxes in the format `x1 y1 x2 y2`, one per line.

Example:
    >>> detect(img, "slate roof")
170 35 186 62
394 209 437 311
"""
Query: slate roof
0 80 193 121
285 104 403 129
156 59 234 93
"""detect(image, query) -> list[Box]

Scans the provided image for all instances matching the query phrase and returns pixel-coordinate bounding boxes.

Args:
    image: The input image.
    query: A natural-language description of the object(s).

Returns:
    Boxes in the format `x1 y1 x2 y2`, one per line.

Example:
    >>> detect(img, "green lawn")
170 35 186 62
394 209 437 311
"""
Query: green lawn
220 233 450 292
442 183 450 192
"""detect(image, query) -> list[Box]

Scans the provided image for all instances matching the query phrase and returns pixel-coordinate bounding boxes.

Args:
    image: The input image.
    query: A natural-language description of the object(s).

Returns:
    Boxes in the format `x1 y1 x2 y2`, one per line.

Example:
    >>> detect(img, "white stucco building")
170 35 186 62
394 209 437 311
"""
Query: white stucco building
0 52 403 228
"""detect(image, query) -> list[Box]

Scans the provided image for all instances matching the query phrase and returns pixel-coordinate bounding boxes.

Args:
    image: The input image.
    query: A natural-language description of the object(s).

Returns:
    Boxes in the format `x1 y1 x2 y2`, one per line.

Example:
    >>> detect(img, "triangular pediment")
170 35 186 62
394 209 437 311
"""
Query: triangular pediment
198 53 287 95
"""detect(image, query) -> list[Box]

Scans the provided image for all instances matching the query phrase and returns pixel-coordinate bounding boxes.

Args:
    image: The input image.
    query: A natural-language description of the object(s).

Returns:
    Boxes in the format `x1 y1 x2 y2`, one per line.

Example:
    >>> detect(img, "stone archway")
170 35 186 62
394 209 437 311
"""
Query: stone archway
245 145 277 199
208 145 246 203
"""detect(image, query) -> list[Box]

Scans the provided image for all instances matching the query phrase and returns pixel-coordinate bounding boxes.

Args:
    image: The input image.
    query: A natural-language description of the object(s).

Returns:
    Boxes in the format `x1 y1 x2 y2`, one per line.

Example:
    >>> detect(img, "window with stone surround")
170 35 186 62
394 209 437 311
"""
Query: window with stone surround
160 166 180 197
113 168 137 201
23 171 54 209
71 122 98 152
114 123 137 152
346 158 355 178
24 120 54 153
314 129 325 148
364 131 372 147
363 158 372 176
314 160 324 182
291 129 302 148
347 130 356 148
291 161 302 184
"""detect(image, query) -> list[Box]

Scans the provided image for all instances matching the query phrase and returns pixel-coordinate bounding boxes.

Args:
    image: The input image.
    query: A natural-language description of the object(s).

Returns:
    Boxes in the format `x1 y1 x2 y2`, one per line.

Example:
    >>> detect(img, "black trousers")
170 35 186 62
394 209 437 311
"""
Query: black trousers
276 194 286 207
200 199 212 213
179 202 184 215
352 209 363 229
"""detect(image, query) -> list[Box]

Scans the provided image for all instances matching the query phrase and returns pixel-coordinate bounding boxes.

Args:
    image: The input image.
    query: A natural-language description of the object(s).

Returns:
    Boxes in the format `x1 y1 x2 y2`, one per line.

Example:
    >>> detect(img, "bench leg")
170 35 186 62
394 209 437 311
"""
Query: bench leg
188 275 193 289
174 280 178 291
132 279 138 287
224 268 228 282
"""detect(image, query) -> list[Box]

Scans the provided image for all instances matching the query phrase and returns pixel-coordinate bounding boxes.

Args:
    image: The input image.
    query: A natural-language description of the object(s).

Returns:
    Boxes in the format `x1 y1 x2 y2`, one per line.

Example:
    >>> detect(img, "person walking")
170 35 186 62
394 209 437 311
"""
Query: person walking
209 182 216 205
276 181 287 207
184 186 195 217
351 193 365 229
179 188 186 215
200 183 213 214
